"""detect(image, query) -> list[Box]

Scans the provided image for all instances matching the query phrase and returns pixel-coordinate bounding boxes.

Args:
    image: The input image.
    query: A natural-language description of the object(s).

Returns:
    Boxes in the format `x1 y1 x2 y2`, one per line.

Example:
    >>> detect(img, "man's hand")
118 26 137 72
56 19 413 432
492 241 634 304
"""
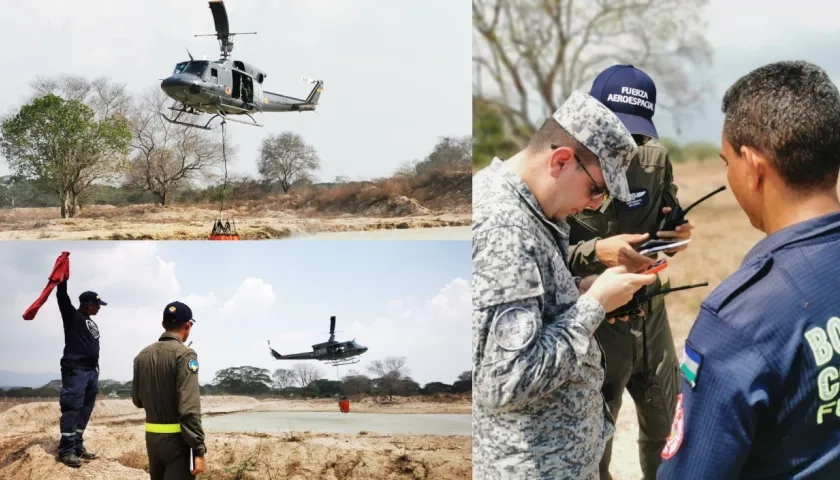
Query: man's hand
655 207 694 252
578 275 598 294
595 234 656 272
191 455 206 476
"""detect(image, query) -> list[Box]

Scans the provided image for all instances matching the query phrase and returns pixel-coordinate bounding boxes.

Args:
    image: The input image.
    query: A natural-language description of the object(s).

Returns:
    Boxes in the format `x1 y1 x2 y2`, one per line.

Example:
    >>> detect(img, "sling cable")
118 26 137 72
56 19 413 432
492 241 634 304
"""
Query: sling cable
209 120 240 240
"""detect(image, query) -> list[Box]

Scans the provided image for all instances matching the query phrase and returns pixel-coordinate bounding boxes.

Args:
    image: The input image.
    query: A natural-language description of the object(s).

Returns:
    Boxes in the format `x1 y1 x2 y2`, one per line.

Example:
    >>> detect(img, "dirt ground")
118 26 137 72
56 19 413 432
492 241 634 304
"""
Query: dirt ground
0 205 470 241
0 395 471 480
605 160 772 479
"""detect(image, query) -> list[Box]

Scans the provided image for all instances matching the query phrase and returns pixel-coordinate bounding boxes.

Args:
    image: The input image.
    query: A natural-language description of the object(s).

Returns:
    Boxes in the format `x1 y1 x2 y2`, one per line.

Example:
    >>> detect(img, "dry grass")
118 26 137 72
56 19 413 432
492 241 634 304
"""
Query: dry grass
0 396 471 479
0 169 471 240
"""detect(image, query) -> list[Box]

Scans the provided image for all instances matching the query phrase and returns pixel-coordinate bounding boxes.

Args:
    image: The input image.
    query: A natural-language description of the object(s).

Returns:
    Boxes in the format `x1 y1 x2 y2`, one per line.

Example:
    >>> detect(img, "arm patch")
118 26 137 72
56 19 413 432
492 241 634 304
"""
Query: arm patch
188 358 199 373
490 307 539 351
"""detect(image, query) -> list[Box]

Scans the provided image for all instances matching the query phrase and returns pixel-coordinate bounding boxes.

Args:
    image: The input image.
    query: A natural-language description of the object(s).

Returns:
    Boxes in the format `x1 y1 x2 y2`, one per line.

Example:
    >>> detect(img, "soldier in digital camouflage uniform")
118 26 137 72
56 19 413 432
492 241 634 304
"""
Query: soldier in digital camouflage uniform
472 91 657 480
566 65 693 480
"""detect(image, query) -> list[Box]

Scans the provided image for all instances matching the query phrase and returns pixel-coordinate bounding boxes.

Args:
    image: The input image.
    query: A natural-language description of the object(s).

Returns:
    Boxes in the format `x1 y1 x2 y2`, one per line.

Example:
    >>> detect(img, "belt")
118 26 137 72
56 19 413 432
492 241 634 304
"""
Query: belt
145 423 181 433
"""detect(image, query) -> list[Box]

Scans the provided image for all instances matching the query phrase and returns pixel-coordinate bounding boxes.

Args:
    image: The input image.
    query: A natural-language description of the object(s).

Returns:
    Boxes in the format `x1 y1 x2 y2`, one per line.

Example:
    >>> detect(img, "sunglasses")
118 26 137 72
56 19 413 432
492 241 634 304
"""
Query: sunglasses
551 144 609 200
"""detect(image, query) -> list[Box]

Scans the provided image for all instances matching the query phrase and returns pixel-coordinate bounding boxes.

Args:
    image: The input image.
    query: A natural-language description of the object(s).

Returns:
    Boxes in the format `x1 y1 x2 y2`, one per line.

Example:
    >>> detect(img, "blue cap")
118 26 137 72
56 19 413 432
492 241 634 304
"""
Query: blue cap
163 301 195 324
79 291 107 306
589 64 658 139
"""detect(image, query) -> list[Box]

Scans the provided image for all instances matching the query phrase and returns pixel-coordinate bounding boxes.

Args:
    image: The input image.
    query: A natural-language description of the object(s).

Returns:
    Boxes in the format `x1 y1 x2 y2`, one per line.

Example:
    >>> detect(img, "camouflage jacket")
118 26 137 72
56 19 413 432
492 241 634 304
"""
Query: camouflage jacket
472 158 615 480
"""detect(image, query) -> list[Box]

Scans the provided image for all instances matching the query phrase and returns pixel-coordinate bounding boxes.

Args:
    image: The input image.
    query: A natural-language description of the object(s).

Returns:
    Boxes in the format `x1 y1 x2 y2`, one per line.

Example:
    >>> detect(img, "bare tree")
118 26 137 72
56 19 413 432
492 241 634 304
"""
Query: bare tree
271 368 296 390
473 0 713 143
257 132 321 193
416 135 472 173
366 356 409 402
291 363 324 389
126 88 231 205
30 75 133 119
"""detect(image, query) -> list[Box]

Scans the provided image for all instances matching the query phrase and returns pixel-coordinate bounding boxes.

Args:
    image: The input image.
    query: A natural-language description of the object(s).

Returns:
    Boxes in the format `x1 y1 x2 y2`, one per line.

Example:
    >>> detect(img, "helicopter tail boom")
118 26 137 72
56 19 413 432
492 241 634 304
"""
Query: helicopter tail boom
261 77 323 113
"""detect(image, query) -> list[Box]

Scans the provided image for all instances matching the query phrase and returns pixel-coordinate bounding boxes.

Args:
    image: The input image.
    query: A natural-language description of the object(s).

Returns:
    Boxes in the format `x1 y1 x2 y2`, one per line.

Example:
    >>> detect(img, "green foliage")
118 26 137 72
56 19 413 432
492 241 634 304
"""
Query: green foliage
659 137 720 163
0 93 132 217
472 97 520 172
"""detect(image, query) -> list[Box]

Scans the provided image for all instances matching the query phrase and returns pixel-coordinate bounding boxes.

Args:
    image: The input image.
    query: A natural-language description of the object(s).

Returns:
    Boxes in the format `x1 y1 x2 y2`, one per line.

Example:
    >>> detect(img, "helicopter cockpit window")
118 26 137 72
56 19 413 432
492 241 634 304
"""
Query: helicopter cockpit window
173 61 208 78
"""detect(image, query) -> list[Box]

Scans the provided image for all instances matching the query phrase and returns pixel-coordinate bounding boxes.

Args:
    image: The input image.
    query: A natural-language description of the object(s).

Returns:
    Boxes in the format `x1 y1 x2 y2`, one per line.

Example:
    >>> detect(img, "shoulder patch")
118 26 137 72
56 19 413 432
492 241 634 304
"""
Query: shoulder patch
188 358 199 374
661 393 685 459
680 342 702 388
490 307 539 351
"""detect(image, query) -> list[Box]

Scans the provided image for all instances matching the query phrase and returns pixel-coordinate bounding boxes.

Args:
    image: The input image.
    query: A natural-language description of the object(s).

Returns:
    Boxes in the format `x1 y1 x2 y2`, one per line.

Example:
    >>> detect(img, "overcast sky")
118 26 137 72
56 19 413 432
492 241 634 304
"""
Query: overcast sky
653 0 840 144
0 241 470 387
0 0 471 182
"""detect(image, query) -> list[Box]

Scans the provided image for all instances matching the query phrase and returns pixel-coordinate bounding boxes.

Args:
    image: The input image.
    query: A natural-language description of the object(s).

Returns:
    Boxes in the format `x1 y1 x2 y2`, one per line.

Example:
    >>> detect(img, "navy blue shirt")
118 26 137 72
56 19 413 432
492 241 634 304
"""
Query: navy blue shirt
657 211 840 479
57 282 100 370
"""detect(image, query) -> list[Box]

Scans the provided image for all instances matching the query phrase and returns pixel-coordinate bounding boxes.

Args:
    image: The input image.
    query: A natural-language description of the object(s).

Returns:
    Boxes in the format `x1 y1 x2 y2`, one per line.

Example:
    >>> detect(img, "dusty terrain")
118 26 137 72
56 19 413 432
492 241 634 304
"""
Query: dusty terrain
606 160 776 479
0 171 471 240
0 395 471 480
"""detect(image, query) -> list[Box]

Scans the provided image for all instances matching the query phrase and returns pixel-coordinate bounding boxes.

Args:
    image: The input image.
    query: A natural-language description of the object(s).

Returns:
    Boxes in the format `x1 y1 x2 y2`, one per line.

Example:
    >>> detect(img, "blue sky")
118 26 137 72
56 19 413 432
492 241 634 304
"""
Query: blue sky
0 241 471 387
0 0 471 182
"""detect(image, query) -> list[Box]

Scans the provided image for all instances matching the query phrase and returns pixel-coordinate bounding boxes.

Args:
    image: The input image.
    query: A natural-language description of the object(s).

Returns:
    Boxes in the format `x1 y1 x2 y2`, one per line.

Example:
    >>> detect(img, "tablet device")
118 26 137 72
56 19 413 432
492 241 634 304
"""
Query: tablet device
638 239 691 256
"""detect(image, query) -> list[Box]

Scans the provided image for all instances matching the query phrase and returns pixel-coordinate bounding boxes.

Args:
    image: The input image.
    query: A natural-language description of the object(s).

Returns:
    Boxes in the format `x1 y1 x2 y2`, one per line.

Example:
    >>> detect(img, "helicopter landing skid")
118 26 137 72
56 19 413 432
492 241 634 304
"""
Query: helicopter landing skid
324 357 361 367
161 105 263 130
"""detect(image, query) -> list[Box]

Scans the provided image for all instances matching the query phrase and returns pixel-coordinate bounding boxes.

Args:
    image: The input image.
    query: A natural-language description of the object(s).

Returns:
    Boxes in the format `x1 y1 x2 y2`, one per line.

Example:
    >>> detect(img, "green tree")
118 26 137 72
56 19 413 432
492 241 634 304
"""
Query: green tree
0 94 131 218
472 97 520 171
212 366 273 394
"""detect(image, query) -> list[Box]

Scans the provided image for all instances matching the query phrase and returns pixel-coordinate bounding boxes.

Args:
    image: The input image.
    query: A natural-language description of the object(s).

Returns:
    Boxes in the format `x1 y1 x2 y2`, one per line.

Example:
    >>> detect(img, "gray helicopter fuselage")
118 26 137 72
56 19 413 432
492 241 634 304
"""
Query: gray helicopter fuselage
160 58 319 115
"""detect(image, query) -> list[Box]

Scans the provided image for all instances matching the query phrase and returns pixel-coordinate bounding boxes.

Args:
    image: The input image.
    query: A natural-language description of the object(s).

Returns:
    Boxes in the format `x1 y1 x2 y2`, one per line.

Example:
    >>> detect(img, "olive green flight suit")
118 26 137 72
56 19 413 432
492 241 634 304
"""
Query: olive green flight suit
568 138 681 480
132 332 206 480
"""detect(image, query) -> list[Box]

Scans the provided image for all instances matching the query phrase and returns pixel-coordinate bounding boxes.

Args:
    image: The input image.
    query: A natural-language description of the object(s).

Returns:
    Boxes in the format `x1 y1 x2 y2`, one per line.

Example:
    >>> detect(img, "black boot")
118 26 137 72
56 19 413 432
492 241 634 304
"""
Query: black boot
76 447 96 460
59 451 82 468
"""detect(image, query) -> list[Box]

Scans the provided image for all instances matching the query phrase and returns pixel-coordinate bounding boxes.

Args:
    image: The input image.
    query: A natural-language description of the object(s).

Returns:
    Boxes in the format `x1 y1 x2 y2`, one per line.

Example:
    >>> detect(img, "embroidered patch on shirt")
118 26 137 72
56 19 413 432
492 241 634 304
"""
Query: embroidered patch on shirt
661 393 684 459
617 188 649 211
188 358 199 374
680 342 702 388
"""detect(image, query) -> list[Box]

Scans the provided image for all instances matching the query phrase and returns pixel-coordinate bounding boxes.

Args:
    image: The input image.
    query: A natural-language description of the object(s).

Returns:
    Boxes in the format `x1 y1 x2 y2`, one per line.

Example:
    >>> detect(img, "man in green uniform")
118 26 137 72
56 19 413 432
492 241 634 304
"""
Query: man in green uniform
567 65 693 480
132 301 207 479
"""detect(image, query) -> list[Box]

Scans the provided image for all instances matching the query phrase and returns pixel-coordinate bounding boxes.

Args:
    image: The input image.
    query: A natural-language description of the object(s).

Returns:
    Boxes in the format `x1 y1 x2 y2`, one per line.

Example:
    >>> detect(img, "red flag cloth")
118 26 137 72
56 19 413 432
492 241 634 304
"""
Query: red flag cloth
23 252 70 321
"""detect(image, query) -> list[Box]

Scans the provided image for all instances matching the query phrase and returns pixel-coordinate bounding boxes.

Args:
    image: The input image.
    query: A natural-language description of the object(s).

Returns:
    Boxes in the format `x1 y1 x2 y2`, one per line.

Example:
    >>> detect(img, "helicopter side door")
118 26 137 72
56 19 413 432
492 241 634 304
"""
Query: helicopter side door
215 67 233 99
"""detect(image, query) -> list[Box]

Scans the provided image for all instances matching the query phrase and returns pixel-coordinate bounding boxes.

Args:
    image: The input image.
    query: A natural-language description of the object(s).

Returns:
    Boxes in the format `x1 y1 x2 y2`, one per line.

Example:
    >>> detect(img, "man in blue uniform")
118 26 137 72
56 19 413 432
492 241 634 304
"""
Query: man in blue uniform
657 60 840 478
56 280 107 468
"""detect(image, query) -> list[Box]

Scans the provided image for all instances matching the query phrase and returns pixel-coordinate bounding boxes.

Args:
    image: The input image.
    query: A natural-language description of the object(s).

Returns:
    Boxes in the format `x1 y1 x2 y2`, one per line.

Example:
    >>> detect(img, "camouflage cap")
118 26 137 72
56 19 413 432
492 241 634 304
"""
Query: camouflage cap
552 91 637 202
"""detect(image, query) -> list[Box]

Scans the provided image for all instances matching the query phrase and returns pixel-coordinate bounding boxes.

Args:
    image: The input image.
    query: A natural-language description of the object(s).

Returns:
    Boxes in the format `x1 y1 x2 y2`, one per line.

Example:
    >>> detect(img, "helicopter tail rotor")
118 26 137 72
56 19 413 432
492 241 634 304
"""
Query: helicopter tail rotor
301 76 324 105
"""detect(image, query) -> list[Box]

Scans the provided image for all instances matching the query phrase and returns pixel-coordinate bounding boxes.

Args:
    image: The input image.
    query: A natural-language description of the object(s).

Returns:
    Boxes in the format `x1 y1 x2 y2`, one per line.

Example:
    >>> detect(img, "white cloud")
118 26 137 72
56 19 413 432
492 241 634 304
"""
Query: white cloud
220 278 276 318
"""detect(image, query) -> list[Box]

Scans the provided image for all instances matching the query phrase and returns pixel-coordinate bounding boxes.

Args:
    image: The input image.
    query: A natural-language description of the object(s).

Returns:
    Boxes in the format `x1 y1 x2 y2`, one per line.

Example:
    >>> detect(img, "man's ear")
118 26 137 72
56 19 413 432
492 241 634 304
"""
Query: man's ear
547 146 574 178
740 145 767 191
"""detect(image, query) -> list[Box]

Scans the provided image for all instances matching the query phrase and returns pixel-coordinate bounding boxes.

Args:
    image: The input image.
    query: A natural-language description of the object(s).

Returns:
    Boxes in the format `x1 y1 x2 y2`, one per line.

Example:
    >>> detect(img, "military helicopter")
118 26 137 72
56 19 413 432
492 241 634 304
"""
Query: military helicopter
159 0 324 131
267 316 368 366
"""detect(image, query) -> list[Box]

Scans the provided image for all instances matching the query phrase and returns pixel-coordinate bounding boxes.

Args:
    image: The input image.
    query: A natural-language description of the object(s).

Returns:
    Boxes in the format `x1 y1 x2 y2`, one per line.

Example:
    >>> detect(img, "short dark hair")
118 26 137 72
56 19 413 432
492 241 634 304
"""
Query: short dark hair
721 61 840 191
163 312 182 331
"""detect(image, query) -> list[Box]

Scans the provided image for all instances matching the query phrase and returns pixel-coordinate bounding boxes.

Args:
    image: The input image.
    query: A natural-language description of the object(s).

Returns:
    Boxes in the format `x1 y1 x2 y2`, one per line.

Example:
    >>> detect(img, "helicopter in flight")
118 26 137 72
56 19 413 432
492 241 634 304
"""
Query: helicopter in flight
159 0 324 131
268 316 368 367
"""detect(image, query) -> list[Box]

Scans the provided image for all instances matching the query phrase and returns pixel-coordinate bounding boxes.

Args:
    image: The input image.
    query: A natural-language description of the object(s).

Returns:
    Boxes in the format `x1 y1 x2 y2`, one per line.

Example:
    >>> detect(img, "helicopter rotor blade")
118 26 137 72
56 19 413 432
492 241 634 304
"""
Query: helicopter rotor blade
207 0 230 41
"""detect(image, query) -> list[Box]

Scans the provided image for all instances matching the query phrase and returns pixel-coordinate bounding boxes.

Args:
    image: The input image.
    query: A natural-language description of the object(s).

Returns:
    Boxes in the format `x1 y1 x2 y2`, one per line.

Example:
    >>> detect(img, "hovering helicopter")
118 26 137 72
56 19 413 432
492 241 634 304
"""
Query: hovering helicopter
268 316 368 366
159 0 324 131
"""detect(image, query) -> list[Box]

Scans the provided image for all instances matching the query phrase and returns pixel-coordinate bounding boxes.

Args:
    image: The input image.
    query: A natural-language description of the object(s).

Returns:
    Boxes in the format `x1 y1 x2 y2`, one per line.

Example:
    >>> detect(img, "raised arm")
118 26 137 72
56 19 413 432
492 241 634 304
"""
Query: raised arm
55 281 76 322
